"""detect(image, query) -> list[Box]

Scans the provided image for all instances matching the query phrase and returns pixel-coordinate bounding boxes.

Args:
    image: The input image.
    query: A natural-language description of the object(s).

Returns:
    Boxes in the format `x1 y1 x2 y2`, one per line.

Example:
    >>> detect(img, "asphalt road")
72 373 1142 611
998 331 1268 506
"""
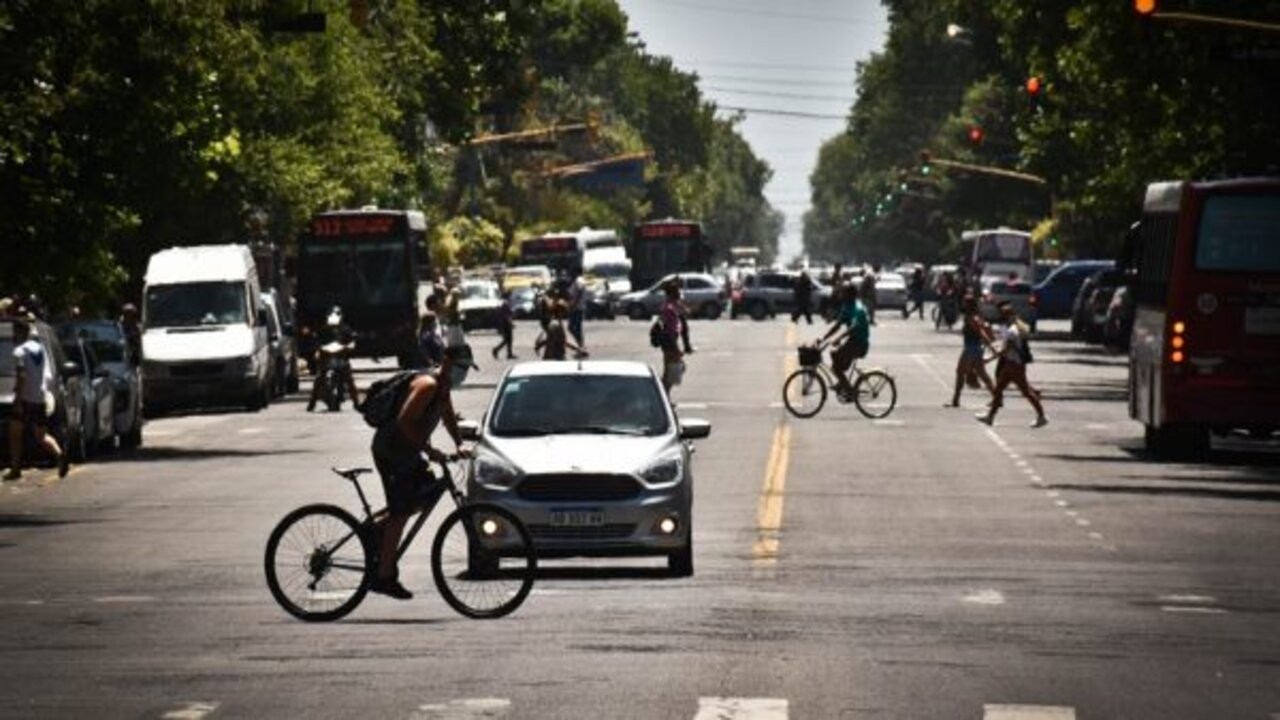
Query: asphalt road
2 311 1279 719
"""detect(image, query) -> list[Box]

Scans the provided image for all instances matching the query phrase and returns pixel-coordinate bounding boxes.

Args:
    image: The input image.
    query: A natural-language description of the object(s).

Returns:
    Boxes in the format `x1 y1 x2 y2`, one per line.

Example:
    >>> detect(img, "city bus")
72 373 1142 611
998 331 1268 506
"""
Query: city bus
296 208 427 368
961 228 1034 284
729 246 762 269
518 233 585 277
1129 178 1280 458
630 219 710 289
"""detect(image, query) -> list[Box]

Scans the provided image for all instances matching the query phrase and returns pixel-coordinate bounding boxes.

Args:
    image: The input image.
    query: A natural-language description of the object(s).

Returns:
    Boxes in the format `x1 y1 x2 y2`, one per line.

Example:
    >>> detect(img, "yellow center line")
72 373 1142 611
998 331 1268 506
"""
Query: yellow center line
753 324 797 565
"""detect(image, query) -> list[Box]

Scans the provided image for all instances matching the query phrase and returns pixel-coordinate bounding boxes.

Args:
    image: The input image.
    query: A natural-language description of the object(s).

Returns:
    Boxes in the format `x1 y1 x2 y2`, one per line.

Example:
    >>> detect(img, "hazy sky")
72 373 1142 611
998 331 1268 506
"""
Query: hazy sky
614 0 890 261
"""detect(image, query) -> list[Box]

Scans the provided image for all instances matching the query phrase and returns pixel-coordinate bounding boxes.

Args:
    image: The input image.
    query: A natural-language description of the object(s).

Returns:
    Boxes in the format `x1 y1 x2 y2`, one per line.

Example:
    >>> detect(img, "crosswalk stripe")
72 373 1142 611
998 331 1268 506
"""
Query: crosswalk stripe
695 697 788 719
983 705 1076 720
161 702 219 719
412 698 511 719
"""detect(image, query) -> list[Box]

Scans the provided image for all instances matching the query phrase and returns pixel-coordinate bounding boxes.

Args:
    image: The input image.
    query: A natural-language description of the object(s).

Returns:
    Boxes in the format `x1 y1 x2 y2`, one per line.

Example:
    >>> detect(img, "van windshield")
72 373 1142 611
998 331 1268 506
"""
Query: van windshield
146 282 246 328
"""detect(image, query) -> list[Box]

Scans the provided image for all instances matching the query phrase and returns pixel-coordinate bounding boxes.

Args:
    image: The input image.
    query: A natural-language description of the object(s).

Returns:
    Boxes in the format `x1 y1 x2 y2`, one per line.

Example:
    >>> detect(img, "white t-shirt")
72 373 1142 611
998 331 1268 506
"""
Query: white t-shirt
998 323 1026 365
13 338 53 404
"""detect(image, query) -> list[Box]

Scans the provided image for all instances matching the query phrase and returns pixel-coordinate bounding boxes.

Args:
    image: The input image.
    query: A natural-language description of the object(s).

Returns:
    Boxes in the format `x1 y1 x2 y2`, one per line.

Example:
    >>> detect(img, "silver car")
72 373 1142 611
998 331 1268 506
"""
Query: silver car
462 361 711 576
616 273 727 321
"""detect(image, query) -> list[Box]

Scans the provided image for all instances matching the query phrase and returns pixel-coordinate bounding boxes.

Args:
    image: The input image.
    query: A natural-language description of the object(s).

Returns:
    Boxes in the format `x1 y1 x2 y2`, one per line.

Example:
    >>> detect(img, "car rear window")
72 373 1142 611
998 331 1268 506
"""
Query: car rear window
491 374 670 437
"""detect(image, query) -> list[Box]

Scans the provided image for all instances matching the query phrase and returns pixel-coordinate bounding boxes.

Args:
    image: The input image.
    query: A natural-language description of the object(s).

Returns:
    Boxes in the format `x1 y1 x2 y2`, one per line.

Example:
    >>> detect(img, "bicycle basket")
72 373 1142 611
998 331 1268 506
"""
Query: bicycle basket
797 346 822 367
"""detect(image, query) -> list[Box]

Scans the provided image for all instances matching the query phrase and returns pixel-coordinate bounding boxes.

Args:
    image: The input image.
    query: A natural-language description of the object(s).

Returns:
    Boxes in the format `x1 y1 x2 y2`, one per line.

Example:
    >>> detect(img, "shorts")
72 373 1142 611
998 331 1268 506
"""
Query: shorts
831 338 868 369
11 402 49 427
961 342 983 362
662 359 685 388
372 430 446 516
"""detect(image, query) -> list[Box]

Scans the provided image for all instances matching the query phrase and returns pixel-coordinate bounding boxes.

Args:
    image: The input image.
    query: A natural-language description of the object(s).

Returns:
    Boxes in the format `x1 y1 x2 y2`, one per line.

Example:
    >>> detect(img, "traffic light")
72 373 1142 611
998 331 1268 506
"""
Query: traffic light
1134 0 1157 16
967 125 984 146
1025 76 1042 96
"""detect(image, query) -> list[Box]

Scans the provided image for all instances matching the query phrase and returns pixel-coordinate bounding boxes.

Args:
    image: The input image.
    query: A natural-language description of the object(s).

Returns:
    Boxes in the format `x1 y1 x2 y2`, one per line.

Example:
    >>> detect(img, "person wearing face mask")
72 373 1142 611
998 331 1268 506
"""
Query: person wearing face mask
367 344 478 599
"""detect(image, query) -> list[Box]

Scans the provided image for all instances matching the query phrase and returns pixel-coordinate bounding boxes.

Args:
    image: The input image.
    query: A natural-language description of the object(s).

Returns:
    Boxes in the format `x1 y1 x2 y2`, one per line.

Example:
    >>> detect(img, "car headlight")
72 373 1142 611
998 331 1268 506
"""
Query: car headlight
637 448 684 487
473 451 521 489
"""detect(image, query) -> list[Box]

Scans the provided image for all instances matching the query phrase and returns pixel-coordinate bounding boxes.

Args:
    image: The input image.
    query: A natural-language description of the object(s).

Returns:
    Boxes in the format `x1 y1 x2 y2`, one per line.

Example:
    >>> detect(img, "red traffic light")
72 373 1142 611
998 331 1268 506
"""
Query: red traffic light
967 126 984 145
1025 76 1042 96
1134 0 1157 16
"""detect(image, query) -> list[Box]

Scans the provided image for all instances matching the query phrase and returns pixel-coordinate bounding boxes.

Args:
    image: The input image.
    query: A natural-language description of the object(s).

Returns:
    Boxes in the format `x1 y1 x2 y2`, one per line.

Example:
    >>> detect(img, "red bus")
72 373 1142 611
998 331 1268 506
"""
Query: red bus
1129 178 1280 458
630 219 710 289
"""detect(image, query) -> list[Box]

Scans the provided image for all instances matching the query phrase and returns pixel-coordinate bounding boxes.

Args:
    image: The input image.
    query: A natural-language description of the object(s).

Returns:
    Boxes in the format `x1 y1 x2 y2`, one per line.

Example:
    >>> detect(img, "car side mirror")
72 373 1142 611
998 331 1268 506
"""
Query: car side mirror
61 361 84 378
678 418 711 440
257 309 269 327
283 322 295 336
458 420 481 441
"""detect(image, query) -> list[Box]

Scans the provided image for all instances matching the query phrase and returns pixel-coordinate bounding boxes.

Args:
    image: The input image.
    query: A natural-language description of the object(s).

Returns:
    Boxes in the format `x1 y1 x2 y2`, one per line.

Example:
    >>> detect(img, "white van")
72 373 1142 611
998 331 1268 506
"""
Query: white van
141 244 272 414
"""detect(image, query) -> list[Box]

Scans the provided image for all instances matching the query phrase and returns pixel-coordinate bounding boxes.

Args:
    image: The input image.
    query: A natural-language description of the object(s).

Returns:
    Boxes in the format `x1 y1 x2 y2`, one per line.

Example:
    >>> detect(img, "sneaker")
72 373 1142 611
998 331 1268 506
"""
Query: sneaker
491 347 499 360
369 576 413 600
57 452 69 479
1031 415 1049 428
975 413 994 426
3 469 20 481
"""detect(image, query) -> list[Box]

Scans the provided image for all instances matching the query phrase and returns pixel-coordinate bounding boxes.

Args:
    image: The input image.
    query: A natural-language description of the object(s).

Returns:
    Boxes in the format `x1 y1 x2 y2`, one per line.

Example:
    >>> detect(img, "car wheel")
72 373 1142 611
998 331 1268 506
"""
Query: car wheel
628 304 648 321
702 303 722 320
121 424 143 450
668 536 693 577
67 423 87 464
748 301 767 321
287 367 300 395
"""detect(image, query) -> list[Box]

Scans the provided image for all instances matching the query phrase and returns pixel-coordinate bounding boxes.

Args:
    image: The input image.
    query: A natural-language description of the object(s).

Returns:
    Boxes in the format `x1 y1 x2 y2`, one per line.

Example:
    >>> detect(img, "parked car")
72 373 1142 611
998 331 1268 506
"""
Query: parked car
1071 268 1125 341
59 336 116 460
617 273 727 320
462 360 711 576
1103 284 1135 351
874 271 909 310
261 291 299 395
1031 260 1115 320
500 265 553 292
57 320 144 448
1 318 80 469
732 270 834 320
510 286 539 321
458 279 505 331
980 279 1037 330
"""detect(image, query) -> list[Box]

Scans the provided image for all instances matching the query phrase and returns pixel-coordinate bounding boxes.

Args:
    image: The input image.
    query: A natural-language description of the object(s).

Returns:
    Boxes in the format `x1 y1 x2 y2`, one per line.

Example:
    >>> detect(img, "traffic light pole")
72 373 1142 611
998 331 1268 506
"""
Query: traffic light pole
928 158 1047 186
1147 11 1280 34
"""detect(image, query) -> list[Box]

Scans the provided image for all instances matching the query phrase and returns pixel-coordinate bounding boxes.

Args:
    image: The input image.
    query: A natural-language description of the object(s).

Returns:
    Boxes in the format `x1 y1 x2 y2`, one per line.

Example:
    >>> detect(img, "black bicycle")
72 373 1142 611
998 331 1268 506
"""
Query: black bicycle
782 342 898 420
264 455 536 621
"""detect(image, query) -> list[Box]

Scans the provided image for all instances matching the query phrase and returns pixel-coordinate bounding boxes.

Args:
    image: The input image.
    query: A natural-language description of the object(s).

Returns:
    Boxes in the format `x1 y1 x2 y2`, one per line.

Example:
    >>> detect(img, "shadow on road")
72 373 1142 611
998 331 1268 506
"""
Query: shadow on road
107 447 311 462
1040 378 1128 403
1047 482 1280 503
534 566 676 581
342 618 449 626
0 514 93 529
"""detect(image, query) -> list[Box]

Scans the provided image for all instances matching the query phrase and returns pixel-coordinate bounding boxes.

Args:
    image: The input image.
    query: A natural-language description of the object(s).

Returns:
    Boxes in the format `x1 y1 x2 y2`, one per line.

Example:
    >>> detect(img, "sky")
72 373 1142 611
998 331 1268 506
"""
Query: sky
614 0 890 262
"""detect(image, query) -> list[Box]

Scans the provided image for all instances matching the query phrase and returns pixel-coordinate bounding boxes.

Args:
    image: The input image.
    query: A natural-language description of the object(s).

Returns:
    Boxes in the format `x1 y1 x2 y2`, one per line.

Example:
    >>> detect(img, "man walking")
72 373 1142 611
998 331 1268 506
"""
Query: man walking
905 267 926 319
492 290 516 360
6 317 69 480
860 266 878 325
791 270 815 325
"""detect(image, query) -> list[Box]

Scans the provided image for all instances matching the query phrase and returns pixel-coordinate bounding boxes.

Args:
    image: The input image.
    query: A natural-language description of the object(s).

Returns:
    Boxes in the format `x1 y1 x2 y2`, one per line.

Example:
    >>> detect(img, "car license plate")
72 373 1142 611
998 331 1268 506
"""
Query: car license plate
550 509 605 527
1245 307 1280 335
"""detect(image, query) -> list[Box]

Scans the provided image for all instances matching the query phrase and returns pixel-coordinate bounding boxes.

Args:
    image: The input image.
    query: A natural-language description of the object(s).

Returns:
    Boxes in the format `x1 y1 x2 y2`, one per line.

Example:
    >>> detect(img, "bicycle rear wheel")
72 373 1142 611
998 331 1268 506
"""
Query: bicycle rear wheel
783 367 827 418
431 503 536 619
853 370 897 419
264 503 371 622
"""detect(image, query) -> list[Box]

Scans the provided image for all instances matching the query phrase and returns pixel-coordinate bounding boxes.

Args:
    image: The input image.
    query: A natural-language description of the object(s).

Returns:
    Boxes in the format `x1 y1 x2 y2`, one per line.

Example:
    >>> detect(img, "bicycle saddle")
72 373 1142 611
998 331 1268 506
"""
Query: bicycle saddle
331 466 374 480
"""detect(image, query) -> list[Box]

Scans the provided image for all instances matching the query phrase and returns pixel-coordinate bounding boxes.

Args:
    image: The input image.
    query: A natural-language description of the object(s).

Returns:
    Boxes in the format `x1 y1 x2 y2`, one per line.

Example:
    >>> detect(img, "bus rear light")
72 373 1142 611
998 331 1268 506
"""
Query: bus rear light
1171 350 1185 364
1172 321 1186 335
1171 336 1185 349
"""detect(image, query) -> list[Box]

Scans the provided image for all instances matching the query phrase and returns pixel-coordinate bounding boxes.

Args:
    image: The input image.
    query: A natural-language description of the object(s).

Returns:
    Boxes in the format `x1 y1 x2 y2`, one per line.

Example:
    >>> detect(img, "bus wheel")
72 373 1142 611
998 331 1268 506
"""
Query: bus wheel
1145 424 1210 461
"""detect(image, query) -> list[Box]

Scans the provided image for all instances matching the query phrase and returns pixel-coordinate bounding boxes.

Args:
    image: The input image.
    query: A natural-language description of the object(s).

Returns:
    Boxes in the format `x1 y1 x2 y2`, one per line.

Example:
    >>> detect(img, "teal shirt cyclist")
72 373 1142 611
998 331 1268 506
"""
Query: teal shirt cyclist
819 283 871 396
839 295 870 347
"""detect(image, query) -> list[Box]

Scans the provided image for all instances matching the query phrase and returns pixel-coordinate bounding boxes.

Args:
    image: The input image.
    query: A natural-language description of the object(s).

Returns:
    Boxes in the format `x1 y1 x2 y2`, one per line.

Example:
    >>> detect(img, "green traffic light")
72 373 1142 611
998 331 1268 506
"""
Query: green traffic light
921 165 931 176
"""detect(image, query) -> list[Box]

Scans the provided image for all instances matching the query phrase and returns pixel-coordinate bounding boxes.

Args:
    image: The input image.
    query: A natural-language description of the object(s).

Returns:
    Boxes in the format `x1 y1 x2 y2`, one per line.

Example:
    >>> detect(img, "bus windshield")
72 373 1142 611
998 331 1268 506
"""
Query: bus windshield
1195 195 1280 273
299 244 350 308
354 240 410 305
974 233 1031 263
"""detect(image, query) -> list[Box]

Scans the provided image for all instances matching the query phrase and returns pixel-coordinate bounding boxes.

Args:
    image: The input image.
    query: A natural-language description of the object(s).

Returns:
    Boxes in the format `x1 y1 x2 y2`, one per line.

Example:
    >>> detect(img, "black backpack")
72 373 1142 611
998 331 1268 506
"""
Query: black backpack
649 317 664 348
1017 335 1034 364
359 370 426 428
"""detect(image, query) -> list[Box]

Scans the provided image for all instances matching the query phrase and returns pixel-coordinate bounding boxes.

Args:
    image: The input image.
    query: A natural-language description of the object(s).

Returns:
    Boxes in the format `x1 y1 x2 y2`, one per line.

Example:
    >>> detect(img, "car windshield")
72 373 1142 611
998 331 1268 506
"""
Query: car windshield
587 262 630 279
490 374 670 437
463 283 499 300
145 282 246 328
57 322 126 363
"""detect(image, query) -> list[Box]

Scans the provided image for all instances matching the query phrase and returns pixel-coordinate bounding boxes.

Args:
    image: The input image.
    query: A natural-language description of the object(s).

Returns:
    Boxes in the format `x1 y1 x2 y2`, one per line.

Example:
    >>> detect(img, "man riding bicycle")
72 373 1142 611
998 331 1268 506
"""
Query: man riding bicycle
817 282 871 399
370 344 476 599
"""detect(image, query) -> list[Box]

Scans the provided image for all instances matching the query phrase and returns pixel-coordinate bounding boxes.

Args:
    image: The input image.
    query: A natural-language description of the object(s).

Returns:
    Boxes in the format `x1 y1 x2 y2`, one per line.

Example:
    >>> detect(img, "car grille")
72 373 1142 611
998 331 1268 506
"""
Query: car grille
516 473 642 502
527 524 636 541
168 362 225 378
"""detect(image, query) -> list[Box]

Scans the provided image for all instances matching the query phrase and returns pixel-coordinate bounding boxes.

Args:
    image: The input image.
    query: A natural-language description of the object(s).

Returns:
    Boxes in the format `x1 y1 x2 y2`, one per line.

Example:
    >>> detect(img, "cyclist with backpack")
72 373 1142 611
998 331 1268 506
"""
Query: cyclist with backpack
366 344 478 599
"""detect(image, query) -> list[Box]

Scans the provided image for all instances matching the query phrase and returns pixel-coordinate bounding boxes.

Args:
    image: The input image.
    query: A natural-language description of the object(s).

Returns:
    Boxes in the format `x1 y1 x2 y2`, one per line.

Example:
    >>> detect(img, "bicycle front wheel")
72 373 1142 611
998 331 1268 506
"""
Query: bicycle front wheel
853 369 898 419
431 503 536 619
783 368 827 418
264 503 371 622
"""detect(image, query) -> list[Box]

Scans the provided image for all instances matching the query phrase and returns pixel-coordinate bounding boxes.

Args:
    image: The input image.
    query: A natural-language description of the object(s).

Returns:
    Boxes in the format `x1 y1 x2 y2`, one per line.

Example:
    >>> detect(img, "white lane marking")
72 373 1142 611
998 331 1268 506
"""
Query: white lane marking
1008 453 1021 460
162 702 220 720
674 402 708 410
1014 459 1029 467
1075 518 1091 527
872 419 905 426
93 595 157 603
767 401 784 409
1085 423 1111 430
911 354 953 392
1065 510 1079 518
144 430 183 438
963 590 1006 606
1029 475 1043 484
1054 500 1069 508
1047 491 1060 498
1159 594 1216 604
695 697 788 719
237 427 266 435
1161 606 1228 615
984 706 1075 720
413 698 511 719
1088 532 1104 541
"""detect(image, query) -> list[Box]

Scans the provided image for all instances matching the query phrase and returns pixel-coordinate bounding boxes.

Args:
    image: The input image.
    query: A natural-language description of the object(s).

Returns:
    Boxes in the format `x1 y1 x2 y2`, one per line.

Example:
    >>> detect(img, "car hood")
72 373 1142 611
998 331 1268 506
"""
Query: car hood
619 290 655 303
483 433 676 475
143 325 256 362
459 298 503 312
